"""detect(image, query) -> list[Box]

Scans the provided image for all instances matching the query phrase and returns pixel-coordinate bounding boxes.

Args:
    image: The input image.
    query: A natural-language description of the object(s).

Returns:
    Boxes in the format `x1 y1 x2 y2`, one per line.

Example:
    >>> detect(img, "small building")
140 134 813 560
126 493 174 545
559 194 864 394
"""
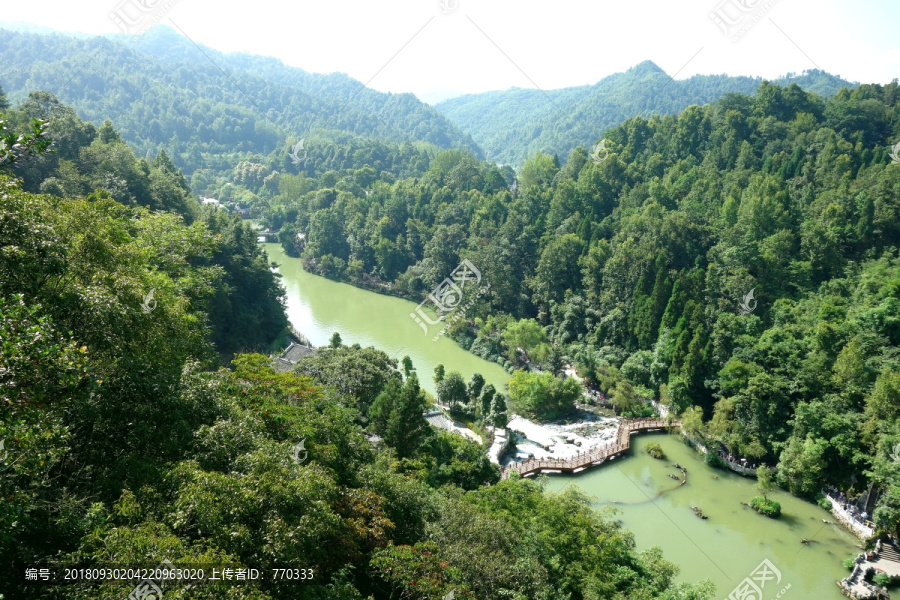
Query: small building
200 196 223 209
364 432 383 448
272 341 317 372
237 208 251 218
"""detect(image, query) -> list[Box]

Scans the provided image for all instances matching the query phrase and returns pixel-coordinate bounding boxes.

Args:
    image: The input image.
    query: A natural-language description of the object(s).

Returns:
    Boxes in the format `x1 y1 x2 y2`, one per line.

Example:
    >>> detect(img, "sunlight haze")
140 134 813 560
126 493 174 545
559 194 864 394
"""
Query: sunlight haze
2 0 898 100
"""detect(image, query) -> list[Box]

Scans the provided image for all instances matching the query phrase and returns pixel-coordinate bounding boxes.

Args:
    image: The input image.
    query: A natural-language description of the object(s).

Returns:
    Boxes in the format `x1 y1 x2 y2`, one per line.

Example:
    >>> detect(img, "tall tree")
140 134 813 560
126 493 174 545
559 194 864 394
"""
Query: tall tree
467 373 485 403
330 332 342 348
490 393 508 428
480 383 496 417
437 371 467 413
370 373 429 458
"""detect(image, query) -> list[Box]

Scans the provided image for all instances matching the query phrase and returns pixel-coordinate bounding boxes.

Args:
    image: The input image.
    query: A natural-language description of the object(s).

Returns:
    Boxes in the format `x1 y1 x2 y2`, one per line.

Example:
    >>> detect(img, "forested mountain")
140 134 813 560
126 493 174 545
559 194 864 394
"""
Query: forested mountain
436 60 855 165
0 25 481 177
1 89 288 357
0 86 715 600
264 79 900 535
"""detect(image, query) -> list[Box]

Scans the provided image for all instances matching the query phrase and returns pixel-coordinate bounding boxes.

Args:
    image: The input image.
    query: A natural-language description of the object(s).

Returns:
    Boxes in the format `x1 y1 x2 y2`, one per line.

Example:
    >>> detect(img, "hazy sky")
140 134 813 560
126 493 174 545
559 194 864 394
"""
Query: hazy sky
3 0 898 102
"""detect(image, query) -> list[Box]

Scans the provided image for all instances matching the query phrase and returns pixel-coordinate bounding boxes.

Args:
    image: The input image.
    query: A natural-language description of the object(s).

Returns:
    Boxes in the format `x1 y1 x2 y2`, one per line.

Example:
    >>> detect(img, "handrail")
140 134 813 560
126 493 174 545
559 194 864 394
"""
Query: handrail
501 418 681 480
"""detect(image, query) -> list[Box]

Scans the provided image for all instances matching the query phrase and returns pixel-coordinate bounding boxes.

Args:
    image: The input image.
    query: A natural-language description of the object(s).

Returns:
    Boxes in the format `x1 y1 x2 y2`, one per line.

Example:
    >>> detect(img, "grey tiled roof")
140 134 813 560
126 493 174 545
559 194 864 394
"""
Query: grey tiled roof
283 342 317 363
270 342 317 372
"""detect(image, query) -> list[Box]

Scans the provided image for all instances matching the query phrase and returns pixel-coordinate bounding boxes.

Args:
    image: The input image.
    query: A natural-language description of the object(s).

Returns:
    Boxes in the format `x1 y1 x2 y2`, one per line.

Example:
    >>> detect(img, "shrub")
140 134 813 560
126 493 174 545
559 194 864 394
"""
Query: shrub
645 443 665 459
817 495 833 510
750 496 782 518
704 451 728 469
873 573 890 587
842 558 856 570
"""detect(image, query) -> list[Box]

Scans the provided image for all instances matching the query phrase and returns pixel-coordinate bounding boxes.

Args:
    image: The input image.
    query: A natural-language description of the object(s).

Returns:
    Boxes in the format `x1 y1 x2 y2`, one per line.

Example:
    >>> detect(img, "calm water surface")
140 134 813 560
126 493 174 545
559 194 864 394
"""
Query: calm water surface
261 243 859 597
261 243 509 397
545 433 860 598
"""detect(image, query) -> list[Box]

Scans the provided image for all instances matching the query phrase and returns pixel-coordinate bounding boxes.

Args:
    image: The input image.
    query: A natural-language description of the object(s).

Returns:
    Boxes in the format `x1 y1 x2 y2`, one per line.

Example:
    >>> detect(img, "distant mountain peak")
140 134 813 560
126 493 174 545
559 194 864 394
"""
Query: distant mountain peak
435 62 854 166
627 60 668 77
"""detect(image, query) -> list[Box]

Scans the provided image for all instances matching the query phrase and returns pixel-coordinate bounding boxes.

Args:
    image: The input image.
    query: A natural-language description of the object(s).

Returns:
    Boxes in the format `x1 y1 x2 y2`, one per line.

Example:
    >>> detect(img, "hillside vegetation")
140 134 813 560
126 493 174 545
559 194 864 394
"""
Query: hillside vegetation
0 26 481 176
0 86 715 600
436 61 855 165
264 78 900 533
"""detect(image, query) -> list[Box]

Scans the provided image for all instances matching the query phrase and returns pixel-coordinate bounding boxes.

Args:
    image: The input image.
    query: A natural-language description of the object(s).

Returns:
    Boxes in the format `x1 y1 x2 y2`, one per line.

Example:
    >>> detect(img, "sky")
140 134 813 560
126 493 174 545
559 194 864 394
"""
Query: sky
2 0 899 103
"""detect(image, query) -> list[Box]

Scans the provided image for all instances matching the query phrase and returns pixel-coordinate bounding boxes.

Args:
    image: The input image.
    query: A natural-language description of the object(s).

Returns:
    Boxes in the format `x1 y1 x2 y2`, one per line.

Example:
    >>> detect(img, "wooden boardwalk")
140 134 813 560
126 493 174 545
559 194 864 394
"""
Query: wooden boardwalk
501 418 681 480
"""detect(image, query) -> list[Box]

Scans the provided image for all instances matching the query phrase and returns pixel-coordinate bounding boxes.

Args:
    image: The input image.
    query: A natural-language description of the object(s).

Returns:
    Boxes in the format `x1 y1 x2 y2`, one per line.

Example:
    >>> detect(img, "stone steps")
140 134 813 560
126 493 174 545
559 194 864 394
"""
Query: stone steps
880 545 900 562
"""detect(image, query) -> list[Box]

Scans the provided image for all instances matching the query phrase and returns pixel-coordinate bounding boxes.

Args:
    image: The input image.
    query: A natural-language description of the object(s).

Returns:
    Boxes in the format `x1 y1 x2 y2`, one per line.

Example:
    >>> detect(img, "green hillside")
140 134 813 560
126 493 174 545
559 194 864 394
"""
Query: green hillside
0 25 482 177
436 60 856 165
262 78 900 532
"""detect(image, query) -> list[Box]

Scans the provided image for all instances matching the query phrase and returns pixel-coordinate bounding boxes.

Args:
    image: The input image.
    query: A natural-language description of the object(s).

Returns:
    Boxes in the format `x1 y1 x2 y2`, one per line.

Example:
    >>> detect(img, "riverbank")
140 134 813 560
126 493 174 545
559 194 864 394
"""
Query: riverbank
826 492 877 540
424 409 483 444
260 243 510 397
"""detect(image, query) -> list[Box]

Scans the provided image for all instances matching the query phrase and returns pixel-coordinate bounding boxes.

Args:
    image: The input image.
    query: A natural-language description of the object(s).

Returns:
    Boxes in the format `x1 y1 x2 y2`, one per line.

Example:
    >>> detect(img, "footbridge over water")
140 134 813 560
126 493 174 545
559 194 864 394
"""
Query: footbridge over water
501 418 682 480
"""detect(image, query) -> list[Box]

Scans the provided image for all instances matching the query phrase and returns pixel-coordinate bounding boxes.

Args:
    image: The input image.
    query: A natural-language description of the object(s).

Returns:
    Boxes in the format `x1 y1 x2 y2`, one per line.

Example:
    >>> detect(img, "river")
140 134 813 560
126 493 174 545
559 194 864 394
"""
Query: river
261 243 510 397
262 242 862 598
544 432 860 599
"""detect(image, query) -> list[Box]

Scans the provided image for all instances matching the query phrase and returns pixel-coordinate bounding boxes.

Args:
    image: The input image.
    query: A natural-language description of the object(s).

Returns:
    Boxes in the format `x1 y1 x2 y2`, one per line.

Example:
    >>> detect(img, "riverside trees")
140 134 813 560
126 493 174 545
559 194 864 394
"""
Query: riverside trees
265 80 900 533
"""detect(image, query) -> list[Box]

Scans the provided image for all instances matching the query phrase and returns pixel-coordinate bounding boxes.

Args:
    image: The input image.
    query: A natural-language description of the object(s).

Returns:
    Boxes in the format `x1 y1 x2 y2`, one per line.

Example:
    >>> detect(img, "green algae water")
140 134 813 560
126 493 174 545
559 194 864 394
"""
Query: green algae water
261 243 509 397
260 242 860 597
544 432 861 599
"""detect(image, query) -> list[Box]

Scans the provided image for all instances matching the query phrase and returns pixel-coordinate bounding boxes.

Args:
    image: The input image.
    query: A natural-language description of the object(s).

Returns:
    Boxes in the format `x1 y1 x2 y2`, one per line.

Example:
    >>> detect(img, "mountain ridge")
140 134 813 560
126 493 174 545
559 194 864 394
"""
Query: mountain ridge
0 25 482 175
436 60 858 165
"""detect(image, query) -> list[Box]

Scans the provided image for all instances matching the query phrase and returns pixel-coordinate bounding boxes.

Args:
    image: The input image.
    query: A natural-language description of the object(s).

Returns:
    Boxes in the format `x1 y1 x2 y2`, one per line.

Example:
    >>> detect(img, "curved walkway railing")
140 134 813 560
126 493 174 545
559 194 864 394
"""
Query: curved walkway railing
501 418 681 480
825 492 876 539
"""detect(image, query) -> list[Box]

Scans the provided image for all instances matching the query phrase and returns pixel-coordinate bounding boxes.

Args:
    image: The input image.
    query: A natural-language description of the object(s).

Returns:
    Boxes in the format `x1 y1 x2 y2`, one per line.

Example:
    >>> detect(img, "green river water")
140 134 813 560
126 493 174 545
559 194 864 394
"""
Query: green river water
262 243 510 397
262 242 862 599
545 433 860 598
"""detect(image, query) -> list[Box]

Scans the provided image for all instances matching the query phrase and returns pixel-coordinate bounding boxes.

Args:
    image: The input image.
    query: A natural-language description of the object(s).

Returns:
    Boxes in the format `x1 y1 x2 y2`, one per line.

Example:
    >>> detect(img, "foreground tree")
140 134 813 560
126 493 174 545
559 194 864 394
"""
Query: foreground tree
370 373 430 458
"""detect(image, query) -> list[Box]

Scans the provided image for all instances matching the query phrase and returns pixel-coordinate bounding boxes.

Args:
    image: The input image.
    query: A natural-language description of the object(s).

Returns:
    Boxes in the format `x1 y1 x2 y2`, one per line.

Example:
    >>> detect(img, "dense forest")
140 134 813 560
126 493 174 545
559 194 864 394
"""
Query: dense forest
436 61 855 165
262 79 900 536
1 88 288 358
0 26 480 179
0 84 716 599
